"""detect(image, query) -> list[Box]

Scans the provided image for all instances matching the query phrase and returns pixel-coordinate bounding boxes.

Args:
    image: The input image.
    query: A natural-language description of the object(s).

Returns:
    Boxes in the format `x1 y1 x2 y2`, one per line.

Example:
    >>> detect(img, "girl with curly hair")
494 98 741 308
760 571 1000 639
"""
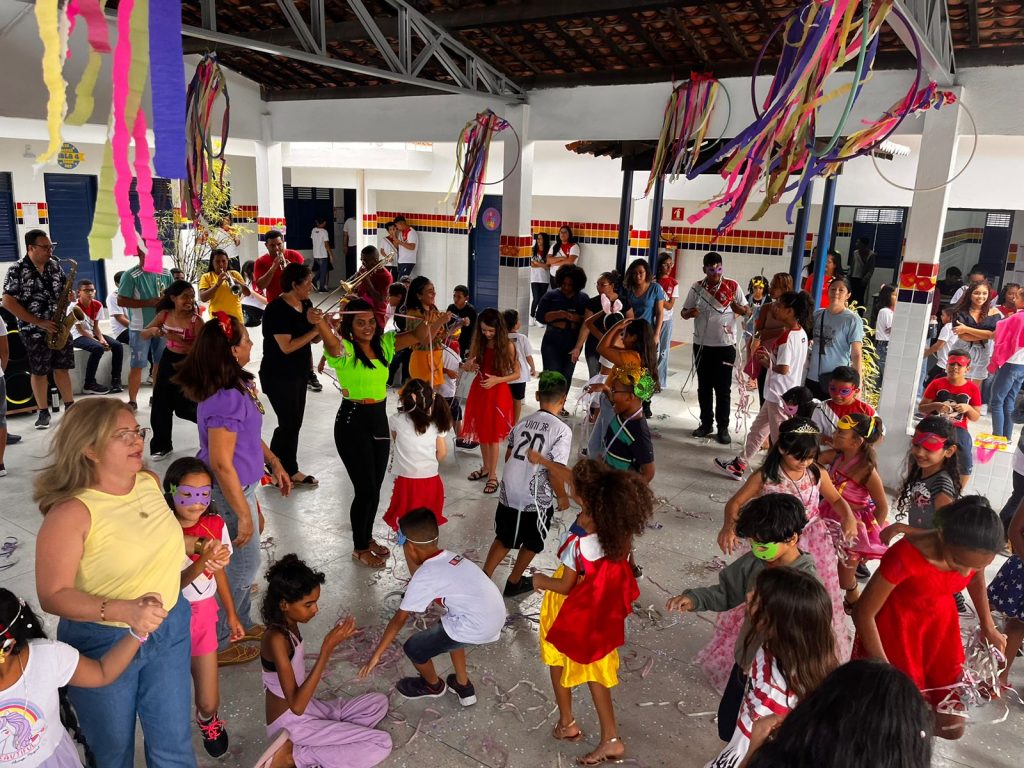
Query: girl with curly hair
531 460 654 766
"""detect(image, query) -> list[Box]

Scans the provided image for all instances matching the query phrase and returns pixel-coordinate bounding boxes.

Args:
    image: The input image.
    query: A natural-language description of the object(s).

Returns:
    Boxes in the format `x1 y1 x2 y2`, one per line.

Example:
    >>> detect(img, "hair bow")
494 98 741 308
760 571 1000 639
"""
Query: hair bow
600 294 622 315
212 310 234 342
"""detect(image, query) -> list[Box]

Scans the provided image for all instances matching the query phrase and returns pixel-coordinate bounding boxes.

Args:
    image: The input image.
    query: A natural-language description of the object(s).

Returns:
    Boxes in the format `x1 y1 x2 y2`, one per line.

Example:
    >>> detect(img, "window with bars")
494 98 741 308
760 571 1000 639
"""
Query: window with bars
986 212 1012 228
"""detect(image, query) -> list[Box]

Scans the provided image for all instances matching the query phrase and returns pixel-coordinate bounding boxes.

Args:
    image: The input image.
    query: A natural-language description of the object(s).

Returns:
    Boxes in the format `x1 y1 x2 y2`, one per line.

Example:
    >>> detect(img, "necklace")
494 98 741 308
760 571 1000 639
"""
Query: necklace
242 381 266 415
781 467 816 509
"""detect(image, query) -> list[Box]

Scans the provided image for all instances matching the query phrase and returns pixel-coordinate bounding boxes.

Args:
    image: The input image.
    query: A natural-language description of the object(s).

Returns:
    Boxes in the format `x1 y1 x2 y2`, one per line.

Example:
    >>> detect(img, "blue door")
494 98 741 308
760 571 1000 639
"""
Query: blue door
43 173 105 297
468 195 501 310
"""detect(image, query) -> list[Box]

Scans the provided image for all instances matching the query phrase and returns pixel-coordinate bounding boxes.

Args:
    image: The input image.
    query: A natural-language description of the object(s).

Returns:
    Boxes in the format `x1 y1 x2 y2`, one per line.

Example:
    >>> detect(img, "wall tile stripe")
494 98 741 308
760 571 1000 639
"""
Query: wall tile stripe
15 202 49 225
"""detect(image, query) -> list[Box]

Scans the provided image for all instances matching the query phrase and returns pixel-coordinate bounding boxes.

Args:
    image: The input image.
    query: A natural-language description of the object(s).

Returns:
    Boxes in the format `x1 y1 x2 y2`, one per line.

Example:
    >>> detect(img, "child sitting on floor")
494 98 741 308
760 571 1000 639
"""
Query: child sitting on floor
482 371 572 597
359 508 507 706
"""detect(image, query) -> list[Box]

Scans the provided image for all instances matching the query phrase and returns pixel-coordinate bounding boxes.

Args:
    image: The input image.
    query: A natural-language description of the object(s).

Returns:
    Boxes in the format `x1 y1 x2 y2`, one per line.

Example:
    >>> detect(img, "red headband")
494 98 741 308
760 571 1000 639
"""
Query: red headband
213 311 234 342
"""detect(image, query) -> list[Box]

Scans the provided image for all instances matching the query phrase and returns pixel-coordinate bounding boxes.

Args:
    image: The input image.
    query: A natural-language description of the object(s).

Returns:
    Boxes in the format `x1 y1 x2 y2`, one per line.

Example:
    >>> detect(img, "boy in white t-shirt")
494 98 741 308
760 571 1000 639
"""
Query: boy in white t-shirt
503 309 537 424
482 371 571 597
359 509 506 706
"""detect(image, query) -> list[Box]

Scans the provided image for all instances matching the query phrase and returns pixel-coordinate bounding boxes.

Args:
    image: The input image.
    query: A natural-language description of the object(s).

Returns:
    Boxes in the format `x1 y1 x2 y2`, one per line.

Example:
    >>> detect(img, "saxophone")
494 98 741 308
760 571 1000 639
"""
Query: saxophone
46 258 80 350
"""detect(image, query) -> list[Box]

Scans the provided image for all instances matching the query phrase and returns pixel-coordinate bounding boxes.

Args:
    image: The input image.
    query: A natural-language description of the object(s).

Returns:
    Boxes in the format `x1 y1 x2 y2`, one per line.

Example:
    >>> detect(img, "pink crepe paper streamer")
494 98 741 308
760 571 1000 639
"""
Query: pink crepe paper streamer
132 108 165 272
77 0 112 52
110 0 139 256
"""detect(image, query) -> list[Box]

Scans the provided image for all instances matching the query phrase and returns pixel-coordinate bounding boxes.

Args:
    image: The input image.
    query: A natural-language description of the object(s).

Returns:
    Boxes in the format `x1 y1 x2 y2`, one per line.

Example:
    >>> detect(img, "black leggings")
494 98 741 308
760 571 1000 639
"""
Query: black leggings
261 371 308 477
149 349 196 454
530 282 547 319
718 664 747 741
335 400 390 550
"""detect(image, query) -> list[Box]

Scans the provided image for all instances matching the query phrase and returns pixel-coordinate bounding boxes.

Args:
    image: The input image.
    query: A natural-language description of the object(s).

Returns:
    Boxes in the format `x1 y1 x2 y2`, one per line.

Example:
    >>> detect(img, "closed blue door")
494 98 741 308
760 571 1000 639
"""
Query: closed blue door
43 173 105 297
468 195 501 310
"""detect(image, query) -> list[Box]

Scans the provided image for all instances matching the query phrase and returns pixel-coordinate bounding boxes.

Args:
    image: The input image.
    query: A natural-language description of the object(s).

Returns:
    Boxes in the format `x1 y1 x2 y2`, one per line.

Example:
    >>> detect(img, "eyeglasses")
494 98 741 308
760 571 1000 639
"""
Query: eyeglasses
30 242 55 252
111 427 150 444
912 431 947 452
828 384 856 398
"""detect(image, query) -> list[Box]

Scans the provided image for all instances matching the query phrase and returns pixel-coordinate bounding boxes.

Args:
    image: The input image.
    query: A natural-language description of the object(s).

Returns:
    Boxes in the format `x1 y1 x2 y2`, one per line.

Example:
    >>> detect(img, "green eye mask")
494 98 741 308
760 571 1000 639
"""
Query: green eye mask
751 541 782 561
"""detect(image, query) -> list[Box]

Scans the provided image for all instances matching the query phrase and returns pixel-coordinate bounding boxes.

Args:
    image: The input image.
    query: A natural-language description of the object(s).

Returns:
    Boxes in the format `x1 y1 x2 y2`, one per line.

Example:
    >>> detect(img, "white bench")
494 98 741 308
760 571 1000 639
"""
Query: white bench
70 344 132 395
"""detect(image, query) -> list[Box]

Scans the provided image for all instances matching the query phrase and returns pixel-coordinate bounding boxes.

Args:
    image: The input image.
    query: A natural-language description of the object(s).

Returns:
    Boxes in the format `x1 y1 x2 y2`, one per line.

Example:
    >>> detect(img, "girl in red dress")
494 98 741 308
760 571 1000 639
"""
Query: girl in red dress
852 496 1006 740
461 308 518 494
384 378 452 531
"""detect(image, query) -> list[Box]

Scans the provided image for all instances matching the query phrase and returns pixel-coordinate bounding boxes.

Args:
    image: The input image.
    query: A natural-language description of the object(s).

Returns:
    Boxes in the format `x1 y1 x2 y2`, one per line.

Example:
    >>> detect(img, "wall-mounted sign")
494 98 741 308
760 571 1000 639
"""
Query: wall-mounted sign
57 142 84 169
670 207 686 221
482 207 501 231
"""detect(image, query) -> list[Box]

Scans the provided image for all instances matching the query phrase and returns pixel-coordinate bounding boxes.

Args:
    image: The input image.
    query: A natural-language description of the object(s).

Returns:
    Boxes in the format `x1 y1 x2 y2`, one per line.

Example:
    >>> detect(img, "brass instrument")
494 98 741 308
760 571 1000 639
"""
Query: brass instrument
315 253 394 311
46 258 79 350
223 271 244 296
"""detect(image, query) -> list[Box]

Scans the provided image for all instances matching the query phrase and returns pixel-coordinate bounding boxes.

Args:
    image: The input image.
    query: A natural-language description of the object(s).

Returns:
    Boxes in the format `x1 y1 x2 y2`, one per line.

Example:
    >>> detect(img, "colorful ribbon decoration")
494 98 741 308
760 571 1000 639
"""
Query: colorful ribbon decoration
688 0 913 234
644 74 721 197
66 0 112 126
185 54 230 221
33 0 70 166
450 109 510 225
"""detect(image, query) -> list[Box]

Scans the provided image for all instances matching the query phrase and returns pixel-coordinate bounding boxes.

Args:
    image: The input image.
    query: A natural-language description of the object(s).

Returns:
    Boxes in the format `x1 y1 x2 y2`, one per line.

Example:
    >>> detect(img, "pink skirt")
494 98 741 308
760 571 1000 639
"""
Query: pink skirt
383 475 446 530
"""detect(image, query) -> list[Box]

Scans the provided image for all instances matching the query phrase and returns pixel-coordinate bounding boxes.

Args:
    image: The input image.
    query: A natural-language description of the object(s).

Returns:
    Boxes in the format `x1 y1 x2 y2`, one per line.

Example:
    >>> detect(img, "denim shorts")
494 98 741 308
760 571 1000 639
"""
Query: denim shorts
128 330 166 369
954 424 974 476
403 621 466 664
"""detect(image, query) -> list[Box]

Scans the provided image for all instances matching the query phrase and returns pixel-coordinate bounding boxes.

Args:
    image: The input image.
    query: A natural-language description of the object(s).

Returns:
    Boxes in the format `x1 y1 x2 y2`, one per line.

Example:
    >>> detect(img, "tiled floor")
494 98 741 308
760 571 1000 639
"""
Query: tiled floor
3 321 1020 767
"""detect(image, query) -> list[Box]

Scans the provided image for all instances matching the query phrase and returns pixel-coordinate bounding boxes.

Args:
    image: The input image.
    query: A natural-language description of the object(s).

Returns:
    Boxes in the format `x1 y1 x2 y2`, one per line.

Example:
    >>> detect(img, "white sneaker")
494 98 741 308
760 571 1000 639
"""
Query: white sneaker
528 317 537 327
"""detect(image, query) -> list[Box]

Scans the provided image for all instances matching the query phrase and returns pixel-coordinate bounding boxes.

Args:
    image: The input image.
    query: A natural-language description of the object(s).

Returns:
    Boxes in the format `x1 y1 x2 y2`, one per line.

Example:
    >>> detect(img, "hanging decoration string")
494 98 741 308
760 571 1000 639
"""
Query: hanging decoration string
643 73 725 198
33 0 70 167
447 109 519 225
185 53 231 221
686 0 932 235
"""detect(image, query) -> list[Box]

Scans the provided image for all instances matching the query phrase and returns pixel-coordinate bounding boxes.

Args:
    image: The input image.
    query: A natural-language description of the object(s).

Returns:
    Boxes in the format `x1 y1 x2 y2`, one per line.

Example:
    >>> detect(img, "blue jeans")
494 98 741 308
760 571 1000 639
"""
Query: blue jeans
658 316 674 388
214 482 261 648
397 262 415 278
59 598 195 768
989 362 1024 440
73 334 124 384
128 331 166 369
314 257 331 290
588 394 615 459
403 622 466 664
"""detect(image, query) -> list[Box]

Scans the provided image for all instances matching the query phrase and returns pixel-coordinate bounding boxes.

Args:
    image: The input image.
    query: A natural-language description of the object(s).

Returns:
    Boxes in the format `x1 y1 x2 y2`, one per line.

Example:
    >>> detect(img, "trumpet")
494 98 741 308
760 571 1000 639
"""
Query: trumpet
316 253 394 311
219 270 243 296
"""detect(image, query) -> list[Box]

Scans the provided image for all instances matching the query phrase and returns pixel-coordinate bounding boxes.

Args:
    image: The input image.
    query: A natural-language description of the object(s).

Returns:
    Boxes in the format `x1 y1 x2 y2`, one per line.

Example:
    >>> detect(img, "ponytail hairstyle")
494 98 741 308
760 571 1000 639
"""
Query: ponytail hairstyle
776 290 814 334
622 318 658 374
571 460 654 560
935 495 1004 555
895 416 961 517
835 412 884 473
760 417 820 485
261 554 326 630
781 386 817 418
743 568 837 700
467 308 515 376
397 378 453 435
155 279 195 313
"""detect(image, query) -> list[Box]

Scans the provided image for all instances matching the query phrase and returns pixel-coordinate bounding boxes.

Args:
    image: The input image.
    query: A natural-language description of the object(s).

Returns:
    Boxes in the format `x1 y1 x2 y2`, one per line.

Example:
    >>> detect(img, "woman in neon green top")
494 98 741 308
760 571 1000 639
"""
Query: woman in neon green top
316 298 449 567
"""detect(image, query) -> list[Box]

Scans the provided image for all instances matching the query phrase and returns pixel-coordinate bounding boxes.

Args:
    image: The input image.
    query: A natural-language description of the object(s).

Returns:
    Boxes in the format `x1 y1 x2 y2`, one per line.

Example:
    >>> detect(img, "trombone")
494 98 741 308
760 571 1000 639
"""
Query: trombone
315 252 394 313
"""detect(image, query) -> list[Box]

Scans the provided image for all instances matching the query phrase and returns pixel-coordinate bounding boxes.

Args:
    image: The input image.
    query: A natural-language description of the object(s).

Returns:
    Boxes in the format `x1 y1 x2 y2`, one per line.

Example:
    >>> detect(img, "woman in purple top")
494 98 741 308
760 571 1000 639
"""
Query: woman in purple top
174 311 291 664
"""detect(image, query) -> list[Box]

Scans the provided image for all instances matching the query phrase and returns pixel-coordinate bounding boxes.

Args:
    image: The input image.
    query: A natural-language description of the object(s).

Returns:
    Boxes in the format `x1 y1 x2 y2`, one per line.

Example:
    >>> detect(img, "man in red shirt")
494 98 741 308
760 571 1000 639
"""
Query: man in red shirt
253 230 304 302
919 348 981 489
354 246 393 328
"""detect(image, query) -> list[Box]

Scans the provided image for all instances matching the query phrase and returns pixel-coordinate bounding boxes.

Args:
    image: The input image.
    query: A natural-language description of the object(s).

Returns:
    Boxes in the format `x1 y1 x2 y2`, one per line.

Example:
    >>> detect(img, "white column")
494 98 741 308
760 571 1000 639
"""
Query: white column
254 139 285 244
498 105 533 323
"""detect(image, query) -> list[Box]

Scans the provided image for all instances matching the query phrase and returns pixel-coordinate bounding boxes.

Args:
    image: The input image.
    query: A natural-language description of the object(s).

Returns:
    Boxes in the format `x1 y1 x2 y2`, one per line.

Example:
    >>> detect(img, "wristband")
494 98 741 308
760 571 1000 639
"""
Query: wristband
129 628 149 643
194 537 207 556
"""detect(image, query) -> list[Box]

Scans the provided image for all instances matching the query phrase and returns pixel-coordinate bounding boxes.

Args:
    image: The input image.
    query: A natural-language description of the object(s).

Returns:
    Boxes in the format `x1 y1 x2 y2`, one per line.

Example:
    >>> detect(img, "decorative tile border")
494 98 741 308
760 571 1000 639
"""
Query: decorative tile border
897 260 938 304
940 227 983 252
257 217 286 240
15 202 48 225
362 211 468 235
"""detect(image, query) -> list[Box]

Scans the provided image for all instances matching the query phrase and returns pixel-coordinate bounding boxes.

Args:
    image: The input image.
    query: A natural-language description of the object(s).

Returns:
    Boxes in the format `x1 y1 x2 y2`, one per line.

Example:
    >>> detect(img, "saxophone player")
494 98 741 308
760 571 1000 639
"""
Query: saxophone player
199 248 250 322
1 230 76 429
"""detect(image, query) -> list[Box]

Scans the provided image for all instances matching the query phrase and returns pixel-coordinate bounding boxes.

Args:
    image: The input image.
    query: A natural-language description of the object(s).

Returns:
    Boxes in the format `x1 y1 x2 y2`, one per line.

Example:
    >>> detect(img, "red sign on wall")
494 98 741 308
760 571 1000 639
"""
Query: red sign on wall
670 207 685 221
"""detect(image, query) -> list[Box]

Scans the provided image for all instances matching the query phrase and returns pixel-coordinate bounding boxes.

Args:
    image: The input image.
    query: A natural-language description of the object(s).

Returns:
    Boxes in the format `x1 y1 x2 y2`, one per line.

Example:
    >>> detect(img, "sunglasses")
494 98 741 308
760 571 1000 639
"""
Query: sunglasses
836 414 874 436
828 384 856 398
912 431 948 452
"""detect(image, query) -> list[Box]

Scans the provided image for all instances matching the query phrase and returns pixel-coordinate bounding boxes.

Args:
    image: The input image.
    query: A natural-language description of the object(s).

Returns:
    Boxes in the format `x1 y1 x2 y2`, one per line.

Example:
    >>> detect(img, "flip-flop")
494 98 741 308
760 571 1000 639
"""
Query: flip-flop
292 475 319 487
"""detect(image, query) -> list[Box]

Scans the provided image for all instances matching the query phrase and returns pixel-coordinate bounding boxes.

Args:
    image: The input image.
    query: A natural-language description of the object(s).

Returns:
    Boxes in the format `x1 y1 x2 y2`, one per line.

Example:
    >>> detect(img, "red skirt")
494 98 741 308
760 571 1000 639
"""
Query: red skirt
461 380 514 443
384 475 447 530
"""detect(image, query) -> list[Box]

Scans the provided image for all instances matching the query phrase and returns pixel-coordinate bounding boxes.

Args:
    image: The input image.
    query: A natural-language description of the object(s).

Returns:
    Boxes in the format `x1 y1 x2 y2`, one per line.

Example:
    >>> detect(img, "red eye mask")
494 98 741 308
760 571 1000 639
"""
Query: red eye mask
913 432 947 452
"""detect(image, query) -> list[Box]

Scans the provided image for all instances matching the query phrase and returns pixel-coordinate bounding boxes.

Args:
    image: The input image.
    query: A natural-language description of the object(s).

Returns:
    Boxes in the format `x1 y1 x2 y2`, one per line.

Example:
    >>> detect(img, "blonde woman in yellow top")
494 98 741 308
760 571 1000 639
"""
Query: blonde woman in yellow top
34 398 226 766
199 248 250 322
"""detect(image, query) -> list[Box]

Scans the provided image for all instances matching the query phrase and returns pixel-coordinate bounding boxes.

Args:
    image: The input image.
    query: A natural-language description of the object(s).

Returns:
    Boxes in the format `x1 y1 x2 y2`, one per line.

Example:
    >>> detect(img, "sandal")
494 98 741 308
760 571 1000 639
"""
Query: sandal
216 644 261 667
254 730 293 768
369 540 391 558
467 468 488 481
352 550 386 569
291 474 319 487
577 738 626 765
553 720 585 742
483 477 499 494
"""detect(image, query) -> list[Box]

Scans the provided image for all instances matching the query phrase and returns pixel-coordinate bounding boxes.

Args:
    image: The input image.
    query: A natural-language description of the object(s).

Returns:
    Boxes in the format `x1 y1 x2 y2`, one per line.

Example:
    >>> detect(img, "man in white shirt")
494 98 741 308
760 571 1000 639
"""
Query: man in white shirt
311 218 334 292
680 252 749 444
208 217 241 271
342 214 358 277
394 216 418 278
107 271 130 344
950 265 987 306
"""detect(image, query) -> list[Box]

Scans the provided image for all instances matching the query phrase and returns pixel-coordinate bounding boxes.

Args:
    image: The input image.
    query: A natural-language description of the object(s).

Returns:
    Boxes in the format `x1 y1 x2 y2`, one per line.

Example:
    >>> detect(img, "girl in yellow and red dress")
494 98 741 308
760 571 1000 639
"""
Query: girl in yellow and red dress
384 378 453 531
461 308 518 495
533 460 654 766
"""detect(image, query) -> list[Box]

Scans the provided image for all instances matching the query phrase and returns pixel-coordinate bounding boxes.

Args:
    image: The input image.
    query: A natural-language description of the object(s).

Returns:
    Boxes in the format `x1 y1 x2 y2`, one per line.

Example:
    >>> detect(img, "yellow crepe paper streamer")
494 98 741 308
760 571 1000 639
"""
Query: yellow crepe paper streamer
67 0 111 126
34 0 70 166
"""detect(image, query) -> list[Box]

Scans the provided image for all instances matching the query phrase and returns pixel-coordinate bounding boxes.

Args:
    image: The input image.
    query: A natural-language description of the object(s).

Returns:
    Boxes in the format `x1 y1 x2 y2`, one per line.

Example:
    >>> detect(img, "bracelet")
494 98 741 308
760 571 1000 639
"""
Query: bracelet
194 537 207 556
128 628 149 643
100 599 108 622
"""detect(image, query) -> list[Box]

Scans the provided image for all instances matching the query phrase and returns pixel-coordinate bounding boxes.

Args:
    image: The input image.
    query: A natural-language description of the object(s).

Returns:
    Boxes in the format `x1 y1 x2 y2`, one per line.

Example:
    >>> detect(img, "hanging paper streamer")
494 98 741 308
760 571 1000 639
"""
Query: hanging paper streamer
688 0 913 233
644 74 721 198
185 54 230 220
450 109 510 225
34 0 70 166
150 0 187 180
67 0 112 126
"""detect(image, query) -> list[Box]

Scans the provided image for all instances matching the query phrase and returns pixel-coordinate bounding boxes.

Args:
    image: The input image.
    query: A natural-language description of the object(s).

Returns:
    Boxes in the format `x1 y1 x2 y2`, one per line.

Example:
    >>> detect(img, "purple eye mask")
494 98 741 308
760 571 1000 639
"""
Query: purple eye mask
172 484 212 510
